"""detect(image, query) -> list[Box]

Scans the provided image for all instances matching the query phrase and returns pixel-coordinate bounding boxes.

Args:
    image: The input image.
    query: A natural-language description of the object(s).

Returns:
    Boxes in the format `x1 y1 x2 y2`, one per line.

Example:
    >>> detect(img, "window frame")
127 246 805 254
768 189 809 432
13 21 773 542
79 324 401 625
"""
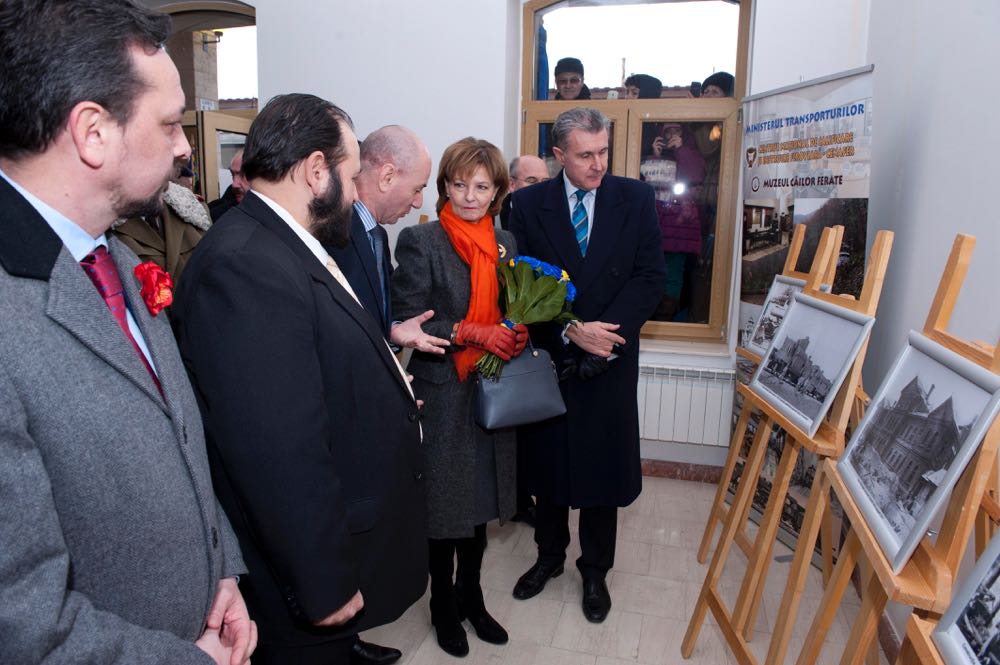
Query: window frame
519 0 753 345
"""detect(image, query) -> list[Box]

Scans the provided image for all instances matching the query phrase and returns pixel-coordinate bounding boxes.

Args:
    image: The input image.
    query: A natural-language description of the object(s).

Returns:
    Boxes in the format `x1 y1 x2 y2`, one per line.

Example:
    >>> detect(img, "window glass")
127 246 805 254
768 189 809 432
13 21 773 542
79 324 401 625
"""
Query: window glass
534 1 739 100
639 119 724 324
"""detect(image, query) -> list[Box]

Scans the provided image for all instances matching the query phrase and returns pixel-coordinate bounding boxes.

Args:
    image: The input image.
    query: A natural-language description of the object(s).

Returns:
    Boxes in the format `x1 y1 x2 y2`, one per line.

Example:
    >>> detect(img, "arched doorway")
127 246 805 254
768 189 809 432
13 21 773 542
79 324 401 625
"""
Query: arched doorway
139 1 257 204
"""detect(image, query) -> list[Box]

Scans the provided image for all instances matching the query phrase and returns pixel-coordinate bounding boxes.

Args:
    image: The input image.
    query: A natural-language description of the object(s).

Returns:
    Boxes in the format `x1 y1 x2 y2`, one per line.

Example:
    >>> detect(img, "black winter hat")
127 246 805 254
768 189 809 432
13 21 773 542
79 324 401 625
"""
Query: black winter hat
625 74 663 99
701 71 735 97
555 57 584 77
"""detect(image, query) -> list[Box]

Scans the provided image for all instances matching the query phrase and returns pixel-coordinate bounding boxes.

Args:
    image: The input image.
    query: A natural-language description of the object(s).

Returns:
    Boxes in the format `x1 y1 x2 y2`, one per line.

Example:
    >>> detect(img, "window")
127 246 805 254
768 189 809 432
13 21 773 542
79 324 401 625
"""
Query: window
520 0 752 343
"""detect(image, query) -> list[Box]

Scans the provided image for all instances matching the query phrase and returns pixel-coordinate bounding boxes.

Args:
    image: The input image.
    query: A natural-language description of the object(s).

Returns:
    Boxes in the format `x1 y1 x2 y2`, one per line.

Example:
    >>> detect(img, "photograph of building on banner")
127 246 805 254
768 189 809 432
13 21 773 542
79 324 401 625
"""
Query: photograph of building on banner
935 529 1000 665
740 68 872 344
749 292 874 438
839 331 1000 574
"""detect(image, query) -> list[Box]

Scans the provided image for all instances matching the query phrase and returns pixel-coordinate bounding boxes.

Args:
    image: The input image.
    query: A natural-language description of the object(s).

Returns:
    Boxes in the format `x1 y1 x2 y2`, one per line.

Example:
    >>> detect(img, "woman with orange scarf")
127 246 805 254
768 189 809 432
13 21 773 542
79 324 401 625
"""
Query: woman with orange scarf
392 138 529 657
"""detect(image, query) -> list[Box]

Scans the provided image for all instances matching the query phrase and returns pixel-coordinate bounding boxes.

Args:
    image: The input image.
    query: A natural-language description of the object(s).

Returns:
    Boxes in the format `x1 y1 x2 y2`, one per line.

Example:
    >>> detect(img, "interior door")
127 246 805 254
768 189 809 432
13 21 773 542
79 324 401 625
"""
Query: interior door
182 110 254 203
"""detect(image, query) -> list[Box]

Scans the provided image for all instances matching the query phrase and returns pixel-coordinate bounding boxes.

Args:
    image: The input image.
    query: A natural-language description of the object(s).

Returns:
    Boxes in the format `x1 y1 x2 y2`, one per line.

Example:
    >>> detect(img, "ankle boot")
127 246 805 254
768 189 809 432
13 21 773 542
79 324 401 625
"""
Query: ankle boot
455 526 508 645
428 538 469 657
455 580 508 645
432 592 470 657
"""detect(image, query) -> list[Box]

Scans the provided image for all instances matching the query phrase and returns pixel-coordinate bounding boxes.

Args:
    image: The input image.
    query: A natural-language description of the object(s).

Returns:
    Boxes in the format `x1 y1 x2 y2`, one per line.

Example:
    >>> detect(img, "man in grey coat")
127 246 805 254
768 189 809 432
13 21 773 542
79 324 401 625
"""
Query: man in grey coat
0 1 253 663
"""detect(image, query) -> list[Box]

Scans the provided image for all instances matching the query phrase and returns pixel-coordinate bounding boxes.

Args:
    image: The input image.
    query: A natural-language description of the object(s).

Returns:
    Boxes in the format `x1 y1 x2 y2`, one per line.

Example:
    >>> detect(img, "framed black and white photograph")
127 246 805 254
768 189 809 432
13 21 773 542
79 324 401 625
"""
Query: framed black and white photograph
933 529 1000 665
744 275 804 356
839 331 1000 574
749 292 874 438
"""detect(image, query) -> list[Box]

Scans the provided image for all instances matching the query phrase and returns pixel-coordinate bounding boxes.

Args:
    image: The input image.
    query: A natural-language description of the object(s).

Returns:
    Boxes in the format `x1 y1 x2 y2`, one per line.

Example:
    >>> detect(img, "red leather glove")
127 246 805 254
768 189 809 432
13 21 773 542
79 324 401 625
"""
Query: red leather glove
511 323 529 357
454 320 516 361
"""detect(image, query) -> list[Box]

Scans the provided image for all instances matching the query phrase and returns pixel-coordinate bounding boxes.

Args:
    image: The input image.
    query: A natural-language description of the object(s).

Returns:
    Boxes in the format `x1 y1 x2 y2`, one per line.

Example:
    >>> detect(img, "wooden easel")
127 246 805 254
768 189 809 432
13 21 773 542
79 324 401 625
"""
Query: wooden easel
896 615 945 665
699 224 844 567
735 223 841 366
894 471 1000 665
760 234 1000 665
894 495 1000 665
682 229 894 665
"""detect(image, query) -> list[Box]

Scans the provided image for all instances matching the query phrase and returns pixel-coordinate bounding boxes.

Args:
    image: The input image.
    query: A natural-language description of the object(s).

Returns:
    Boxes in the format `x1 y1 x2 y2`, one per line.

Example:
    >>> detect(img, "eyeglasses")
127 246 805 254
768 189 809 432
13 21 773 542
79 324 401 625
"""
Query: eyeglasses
516 176 549 185
555 77 581 86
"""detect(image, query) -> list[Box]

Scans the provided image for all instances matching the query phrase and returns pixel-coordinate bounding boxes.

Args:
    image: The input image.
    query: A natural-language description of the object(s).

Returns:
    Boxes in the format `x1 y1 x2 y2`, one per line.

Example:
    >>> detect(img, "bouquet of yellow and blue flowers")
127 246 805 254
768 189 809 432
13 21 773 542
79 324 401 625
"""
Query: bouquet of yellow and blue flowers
476 256 578 379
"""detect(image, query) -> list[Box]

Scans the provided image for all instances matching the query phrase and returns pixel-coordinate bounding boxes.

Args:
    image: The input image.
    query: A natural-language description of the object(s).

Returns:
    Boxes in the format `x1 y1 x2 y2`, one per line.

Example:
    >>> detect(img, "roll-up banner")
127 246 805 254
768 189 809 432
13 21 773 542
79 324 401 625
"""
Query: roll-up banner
732 66 874 562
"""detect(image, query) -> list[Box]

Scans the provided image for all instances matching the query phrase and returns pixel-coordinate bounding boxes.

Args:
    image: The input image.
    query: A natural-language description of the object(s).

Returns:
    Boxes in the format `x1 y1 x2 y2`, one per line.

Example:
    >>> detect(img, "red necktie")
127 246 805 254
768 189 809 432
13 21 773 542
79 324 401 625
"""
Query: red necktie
80 246 163 396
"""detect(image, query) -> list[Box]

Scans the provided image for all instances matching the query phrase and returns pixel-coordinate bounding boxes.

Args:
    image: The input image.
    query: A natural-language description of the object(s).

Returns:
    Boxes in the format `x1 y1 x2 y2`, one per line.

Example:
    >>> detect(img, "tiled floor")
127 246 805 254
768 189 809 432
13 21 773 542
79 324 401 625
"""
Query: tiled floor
361 476 879 665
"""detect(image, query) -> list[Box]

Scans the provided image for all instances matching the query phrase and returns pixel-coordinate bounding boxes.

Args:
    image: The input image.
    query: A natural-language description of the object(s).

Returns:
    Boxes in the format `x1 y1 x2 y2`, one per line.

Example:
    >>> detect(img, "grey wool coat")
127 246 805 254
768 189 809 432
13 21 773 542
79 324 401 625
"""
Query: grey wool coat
392 221 517 539
0 176 244 664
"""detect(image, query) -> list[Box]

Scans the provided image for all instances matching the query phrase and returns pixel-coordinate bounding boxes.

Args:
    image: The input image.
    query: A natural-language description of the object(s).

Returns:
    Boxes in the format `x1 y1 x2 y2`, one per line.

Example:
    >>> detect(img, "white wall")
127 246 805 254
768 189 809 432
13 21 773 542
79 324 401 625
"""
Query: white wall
749 0 870 94
751 0 1000 383
864 0 1000 385
751 0 1000 644
252 0 522 249
864 0 1000 641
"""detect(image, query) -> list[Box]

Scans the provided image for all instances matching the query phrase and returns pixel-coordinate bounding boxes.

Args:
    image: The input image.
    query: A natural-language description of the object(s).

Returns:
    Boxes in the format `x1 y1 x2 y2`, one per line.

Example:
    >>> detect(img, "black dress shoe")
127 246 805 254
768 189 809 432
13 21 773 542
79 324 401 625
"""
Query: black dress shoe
582 577 612 623
512 561 564 600
350 640 402 665
434 621 470 658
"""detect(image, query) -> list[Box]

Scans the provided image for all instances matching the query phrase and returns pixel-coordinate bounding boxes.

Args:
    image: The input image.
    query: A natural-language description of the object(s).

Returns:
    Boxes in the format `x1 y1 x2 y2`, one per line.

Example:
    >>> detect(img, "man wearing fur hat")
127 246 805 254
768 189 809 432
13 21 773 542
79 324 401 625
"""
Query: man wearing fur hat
113 178 213 285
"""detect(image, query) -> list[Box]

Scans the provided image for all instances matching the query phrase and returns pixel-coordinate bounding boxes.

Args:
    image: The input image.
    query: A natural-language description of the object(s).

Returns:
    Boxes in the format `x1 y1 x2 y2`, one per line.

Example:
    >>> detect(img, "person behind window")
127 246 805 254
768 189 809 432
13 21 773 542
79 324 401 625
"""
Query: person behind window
626 73 665 161
623 73 662 100
553 57 590 100
688 70 735 315
698 71 734 98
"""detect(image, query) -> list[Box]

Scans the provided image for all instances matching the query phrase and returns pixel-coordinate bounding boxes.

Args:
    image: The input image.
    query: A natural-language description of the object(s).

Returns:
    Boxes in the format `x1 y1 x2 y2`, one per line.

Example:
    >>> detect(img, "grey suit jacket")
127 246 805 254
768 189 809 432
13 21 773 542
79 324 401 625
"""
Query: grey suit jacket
0 176 244 664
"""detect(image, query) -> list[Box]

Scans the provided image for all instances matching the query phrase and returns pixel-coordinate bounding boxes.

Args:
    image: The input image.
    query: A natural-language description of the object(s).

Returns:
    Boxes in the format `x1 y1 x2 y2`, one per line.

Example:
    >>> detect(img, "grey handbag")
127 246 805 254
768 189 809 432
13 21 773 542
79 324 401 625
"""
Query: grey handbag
475 342 566 430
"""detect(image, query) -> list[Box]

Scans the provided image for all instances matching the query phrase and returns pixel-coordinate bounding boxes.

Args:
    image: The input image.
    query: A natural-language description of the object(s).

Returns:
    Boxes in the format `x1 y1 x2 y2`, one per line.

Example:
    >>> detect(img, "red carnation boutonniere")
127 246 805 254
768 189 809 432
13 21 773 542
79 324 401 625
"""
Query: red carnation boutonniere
133 262 174 316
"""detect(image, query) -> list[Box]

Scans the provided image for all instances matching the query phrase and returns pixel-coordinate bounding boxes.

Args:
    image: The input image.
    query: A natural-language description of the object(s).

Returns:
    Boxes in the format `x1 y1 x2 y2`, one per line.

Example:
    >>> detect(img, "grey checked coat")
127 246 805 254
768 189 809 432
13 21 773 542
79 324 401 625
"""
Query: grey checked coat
391 221 517 539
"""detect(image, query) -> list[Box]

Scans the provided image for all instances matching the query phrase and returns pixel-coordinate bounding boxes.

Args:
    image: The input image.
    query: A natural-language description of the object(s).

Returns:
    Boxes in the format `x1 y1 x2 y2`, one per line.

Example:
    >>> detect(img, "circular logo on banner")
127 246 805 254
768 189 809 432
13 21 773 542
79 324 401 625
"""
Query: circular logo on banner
751 176 760 193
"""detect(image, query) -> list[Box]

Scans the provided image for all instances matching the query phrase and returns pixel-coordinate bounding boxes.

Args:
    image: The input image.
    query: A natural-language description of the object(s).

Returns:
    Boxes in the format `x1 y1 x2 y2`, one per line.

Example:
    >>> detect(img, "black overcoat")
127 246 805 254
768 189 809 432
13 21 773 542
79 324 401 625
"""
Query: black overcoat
509 173 665 508
172 192 428 646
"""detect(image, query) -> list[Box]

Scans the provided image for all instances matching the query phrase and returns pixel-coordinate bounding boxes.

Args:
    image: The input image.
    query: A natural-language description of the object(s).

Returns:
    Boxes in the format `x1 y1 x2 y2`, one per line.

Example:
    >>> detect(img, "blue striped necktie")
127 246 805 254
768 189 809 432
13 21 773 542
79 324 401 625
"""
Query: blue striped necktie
572 189 589 256
368 225 389 323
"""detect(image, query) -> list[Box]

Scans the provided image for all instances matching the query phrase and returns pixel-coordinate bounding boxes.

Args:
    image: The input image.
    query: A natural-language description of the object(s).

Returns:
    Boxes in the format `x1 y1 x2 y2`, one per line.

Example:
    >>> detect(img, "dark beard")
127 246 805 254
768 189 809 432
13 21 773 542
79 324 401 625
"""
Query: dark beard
112 157 185 219
114 188 165 219
310 166 353 249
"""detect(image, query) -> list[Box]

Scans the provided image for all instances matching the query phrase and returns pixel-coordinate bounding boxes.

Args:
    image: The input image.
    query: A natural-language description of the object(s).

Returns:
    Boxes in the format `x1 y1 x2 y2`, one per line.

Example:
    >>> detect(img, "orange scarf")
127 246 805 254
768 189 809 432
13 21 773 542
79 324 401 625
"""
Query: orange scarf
439 203 502 381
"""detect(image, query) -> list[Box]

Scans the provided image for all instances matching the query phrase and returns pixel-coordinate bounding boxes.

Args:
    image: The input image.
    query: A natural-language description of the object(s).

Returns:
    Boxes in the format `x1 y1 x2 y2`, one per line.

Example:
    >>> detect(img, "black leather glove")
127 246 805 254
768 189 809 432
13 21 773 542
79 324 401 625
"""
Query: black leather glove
577 353 611 381
558 353 579 382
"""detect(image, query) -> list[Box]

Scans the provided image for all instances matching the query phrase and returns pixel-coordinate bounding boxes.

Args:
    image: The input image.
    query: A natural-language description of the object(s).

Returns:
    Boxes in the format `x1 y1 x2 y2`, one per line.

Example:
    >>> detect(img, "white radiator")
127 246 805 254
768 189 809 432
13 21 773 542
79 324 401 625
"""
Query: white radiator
637 366 735 446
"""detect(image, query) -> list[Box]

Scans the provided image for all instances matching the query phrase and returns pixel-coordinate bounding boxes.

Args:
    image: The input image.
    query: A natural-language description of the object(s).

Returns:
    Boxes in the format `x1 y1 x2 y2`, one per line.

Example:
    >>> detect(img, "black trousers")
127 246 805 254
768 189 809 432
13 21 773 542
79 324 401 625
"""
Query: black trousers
253 637 354 665
534 497 617 580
